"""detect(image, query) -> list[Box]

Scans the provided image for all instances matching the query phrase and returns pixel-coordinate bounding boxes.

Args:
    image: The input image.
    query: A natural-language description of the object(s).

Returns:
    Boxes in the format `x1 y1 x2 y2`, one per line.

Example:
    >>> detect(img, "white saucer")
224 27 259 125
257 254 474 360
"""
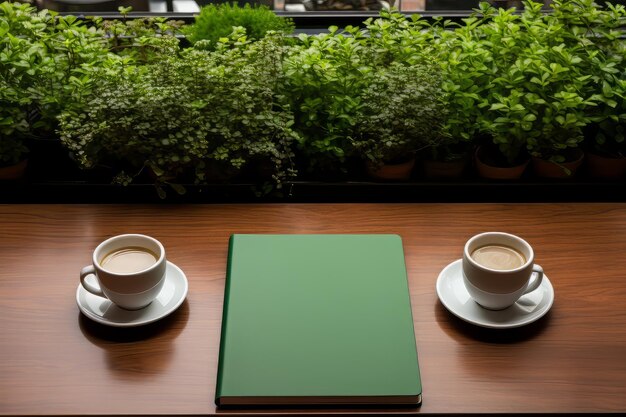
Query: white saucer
436 259 554 329
76 261 188 327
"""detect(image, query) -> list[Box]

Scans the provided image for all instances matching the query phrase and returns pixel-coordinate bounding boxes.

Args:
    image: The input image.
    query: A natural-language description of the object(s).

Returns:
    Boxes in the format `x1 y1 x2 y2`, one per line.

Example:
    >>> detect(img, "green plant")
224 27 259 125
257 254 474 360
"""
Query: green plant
185 29 299 187
432 3 528 165
59 29 298 193
362 10 493 162
183 3 294 50
473 1 595 165
589 77 626 157
427 10 495 161
550 0 626 156
0 1 64 165
363 10 436 67
518 1 599 161
93 7 185 64
348 11 478 163
0 0 113 167
0 2 40 165
36 14 113 136
283 25 372 174
58 53 211 193
352 61 446 166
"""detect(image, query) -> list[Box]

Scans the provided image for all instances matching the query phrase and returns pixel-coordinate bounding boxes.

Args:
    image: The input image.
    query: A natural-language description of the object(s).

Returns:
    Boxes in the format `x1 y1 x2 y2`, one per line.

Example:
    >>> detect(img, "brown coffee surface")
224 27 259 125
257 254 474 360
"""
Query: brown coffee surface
100 246 158 273
471 245 526 270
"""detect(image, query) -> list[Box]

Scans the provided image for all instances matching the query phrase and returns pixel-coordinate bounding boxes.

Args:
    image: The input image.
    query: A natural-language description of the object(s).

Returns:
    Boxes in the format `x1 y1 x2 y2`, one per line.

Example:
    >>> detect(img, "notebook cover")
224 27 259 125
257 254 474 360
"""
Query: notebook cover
215 234 421 407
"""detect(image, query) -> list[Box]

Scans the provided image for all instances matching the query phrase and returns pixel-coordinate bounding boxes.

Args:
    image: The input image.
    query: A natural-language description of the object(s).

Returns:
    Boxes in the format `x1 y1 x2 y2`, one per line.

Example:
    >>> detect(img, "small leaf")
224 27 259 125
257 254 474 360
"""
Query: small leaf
149 164 164 177
489 103 507 111
168 183 186 195
602 81 613 98
156 186 166 200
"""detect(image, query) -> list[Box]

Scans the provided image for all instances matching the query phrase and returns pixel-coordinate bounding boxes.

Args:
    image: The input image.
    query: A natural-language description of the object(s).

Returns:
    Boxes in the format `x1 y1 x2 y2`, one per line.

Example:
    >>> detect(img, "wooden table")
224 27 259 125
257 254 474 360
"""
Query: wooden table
1 203 625 415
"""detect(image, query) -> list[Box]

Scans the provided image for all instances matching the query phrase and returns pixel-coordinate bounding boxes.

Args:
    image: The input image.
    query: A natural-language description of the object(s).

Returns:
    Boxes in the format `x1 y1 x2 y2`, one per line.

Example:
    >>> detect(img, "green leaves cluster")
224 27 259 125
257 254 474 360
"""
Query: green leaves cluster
283 26 372 172
2 0 625 182
0 2 39 164
0 2 189 167
184 30 298 186
284 17 447 171
183 3 294 50
353 62 445 165
474 1 595 161
58 59 210 186
93 8 185 64
0 1 110 164
432 0 626 163
552 0 626 157
59 29 298 189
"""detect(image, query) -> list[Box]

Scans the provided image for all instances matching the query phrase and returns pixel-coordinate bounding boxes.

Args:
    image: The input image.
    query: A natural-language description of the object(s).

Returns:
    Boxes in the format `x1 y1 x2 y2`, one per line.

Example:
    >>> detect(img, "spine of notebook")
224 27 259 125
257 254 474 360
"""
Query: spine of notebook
215 234 236 406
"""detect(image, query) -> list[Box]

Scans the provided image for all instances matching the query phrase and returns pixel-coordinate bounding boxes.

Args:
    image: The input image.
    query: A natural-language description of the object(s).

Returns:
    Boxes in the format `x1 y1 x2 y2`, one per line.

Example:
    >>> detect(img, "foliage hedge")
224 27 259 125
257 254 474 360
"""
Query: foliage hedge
1 0 624 193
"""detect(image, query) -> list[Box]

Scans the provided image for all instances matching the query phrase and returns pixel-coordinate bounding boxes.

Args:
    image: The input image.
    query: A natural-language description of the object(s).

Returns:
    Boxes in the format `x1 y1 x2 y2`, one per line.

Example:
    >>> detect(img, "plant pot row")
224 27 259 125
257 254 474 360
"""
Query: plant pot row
3 143 625 184
475 147 626 180
369 146 626 182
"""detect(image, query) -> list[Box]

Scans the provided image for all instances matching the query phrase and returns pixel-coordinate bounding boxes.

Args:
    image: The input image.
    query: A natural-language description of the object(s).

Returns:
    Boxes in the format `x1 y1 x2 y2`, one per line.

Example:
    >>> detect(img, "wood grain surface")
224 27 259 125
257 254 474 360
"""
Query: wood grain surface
1 203 625 415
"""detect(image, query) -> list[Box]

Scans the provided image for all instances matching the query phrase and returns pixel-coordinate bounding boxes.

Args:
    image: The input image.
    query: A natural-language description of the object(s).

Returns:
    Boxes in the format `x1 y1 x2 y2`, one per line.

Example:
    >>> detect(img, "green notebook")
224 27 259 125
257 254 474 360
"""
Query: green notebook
215 234 422 407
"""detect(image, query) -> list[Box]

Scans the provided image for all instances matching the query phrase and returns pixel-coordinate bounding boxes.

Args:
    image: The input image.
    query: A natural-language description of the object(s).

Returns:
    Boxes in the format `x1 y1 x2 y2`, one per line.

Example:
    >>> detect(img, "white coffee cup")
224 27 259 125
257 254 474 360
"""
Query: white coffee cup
80 234 167 310
462 232 544 310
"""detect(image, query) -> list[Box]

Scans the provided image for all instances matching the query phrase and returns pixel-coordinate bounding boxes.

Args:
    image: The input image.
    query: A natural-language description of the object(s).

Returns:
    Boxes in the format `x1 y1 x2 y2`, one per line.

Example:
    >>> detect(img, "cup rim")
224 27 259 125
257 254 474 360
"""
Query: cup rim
464 232 534 273
93 234 165 276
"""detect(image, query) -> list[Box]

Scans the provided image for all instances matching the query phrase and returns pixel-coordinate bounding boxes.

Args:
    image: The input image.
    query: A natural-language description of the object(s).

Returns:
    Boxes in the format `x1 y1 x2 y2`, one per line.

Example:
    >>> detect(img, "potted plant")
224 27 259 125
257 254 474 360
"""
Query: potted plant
519 1 596 178
58 49 211 196
283 25 371 180
474 1 595 179
59 29 298 196
0 2 119 181
475 88 534 180
0 1 50 179
553 0 626 179
425 10 493 178
357 11 468 179
586 77 626 179
352 62 446 181
186 29 299 189
467 3 534 179
0 32 30 179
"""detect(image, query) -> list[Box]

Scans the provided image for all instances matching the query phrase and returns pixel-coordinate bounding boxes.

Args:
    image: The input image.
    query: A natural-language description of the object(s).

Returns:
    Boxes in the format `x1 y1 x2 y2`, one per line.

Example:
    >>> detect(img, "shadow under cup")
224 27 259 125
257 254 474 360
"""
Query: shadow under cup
462 232 541 310
86 234 167 310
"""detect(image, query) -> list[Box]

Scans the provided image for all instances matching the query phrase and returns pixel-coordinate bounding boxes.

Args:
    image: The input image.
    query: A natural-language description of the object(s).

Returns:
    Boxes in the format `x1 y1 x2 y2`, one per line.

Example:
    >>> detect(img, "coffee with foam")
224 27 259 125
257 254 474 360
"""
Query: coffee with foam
471 245 526 271
100 246 158 274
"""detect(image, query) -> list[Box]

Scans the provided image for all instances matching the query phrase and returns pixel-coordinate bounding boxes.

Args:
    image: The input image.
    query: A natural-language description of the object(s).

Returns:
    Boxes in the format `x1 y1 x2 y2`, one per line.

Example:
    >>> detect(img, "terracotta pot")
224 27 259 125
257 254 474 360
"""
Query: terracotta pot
366 157 416 181
474 147 529 180
423 156 468 179
532 149 584 179
586 152 626 180
0 159 28 180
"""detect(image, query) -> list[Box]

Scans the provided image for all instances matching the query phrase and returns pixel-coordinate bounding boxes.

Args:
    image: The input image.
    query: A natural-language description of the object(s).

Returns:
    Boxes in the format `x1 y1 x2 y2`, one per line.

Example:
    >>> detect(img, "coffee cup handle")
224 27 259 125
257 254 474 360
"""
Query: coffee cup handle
80 265 105 298
523 264 544 295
